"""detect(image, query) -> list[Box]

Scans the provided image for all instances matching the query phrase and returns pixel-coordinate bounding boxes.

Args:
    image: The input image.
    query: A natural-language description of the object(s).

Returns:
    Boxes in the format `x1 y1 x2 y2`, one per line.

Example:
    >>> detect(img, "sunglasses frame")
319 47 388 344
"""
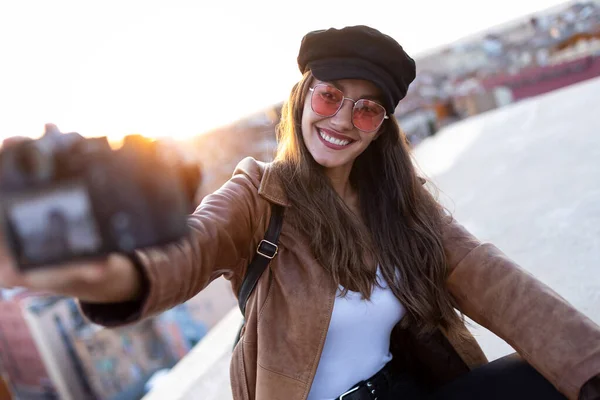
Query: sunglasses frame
308 83 389 133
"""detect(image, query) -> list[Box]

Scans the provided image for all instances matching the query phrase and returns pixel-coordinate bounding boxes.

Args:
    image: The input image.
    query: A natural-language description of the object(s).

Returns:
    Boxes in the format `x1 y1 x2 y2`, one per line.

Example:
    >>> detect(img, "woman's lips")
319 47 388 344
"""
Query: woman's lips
317 128 354 150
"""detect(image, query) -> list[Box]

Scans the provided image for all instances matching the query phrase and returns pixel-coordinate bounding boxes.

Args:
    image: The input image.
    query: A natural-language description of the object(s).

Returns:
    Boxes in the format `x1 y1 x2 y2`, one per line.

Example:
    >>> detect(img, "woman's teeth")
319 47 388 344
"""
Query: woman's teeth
319 130 351 146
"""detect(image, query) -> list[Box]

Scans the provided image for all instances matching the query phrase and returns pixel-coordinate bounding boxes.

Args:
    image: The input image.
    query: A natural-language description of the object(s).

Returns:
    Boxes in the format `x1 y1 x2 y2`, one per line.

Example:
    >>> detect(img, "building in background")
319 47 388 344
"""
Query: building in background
73 320 174 400
24 297 176 400
24 297 104 400
0 280 236 400
395 1 600 142
186 105 280 200
0 290 182 400
0 290 58 399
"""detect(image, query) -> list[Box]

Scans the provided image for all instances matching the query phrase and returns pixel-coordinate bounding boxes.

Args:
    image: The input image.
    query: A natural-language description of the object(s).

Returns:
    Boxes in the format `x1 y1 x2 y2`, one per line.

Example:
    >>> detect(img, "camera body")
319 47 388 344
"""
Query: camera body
0 124 195 271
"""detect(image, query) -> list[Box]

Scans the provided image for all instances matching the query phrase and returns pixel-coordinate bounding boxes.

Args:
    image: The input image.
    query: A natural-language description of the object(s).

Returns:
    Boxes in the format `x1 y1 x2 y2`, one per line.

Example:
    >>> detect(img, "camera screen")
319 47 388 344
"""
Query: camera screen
4 183 102 268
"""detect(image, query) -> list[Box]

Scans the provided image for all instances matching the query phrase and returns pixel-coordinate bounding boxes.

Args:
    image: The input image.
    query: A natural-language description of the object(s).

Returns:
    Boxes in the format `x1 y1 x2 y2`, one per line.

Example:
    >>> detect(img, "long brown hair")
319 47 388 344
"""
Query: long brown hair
273 71 463 336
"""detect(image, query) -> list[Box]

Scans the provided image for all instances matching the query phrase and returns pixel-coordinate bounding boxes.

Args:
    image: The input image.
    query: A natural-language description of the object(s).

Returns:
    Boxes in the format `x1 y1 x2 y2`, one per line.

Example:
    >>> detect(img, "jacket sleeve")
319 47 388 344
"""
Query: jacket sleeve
442 217 600 400
79 157 270 327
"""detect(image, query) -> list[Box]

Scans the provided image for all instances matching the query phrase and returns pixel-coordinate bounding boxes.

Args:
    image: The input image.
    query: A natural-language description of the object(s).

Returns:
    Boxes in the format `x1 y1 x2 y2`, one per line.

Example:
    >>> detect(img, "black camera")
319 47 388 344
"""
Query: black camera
0 124 197 271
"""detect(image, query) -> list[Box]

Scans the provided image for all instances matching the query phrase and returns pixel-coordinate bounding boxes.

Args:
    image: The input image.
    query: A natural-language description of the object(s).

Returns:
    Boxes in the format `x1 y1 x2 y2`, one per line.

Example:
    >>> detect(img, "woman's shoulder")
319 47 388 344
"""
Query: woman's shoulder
232 157 288 206
232 157 269 187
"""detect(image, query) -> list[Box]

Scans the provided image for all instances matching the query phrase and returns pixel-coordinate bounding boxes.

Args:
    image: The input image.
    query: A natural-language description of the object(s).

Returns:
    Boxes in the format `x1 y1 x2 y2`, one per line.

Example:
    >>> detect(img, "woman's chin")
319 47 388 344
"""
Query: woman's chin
312 155 348 170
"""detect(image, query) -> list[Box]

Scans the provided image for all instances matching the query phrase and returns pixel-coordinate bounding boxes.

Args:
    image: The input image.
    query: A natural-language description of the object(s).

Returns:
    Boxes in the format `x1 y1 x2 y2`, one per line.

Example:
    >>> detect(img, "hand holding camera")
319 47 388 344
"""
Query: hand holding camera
0 124 197 302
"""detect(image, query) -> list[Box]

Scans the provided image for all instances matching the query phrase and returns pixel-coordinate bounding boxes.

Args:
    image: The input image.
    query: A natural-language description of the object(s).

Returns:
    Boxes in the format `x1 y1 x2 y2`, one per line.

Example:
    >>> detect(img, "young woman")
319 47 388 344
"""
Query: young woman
0 25 599 400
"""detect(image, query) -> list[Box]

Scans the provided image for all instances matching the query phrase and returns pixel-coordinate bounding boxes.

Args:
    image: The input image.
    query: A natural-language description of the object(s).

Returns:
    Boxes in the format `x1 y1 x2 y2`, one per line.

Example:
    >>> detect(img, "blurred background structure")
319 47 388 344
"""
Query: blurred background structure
0 1 599 399
0 281 237 399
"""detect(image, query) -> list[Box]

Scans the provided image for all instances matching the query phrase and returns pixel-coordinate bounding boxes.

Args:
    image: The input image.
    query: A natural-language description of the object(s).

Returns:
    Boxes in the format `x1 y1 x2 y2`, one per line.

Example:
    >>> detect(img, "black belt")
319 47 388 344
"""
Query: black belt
335 363 395 400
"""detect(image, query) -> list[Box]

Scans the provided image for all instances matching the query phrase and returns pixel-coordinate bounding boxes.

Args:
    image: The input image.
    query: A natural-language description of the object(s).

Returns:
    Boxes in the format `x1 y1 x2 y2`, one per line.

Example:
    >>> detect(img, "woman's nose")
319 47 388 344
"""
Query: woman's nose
329 100 354 131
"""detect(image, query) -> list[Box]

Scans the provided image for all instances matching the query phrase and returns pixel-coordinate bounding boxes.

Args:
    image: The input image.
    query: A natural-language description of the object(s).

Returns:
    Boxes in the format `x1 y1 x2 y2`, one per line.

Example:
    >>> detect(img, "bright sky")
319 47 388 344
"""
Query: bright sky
0 0 570 142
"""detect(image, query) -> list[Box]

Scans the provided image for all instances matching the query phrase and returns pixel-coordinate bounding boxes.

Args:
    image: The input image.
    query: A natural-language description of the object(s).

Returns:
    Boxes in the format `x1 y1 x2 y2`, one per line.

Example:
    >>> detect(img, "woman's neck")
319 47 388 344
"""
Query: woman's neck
324 165 359 213
325 166 352 199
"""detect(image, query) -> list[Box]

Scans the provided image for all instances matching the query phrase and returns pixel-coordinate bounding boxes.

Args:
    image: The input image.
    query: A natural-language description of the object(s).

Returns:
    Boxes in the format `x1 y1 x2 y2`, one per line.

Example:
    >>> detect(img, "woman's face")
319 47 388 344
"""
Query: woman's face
301 78 385 174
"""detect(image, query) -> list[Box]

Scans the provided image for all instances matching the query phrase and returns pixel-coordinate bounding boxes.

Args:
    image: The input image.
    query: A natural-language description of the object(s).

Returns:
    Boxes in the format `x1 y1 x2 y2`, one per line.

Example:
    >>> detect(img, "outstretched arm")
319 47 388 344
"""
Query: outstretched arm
442 218 600 400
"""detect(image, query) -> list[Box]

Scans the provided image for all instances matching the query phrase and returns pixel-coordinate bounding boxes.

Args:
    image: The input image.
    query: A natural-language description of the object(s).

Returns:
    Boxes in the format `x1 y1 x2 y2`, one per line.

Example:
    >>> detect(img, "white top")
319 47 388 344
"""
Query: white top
307 268 406 400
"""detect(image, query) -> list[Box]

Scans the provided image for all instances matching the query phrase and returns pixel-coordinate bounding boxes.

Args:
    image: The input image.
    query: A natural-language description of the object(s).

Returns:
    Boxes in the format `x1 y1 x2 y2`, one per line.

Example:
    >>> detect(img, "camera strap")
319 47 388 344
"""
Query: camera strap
235 203 284 343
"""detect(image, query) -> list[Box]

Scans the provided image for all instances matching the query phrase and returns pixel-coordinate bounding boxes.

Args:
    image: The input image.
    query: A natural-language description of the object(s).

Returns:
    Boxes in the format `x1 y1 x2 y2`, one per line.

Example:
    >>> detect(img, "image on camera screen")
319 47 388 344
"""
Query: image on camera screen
5 183 102 267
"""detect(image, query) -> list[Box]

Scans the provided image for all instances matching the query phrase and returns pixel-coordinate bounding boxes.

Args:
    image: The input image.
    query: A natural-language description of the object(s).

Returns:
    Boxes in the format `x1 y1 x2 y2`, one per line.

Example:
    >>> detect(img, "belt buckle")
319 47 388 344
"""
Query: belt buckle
338 385 360 400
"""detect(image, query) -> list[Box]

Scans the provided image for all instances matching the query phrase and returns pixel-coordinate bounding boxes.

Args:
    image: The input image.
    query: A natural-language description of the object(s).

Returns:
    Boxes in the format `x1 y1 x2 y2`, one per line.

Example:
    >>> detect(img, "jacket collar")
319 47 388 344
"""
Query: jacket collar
258 161 290 207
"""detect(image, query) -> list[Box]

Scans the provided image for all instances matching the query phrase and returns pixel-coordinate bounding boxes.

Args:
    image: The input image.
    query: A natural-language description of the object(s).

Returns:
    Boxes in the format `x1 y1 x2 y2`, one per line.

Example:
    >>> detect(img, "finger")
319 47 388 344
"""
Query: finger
21 260 108 292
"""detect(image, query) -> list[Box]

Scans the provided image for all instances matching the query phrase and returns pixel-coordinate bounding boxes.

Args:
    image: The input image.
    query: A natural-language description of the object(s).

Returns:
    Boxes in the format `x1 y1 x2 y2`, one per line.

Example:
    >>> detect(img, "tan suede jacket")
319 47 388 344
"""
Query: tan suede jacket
81 157 600 400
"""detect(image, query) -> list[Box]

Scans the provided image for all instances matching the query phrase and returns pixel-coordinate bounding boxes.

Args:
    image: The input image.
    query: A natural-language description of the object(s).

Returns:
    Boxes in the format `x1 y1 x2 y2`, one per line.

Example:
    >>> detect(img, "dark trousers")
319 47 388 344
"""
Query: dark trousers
424 354 567 400
382 354 567 400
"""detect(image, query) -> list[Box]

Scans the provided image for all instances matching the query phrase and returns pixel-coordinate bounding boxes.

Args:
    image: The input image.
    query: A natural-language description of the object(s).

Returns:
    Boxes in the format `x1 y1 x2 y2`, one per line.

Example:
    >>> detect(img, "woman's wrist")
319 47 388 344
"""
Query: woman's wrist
77 253 151 327
120 252 149 303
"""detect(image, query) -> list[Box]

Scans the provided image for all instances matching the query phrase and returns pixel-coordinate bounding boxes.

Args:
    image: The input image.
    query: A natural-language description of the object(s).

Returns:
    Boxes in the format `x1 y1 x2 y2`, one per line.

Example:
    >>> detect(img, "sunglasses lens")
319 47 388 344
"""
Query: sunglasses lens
353 100 386 132
311 85 343 117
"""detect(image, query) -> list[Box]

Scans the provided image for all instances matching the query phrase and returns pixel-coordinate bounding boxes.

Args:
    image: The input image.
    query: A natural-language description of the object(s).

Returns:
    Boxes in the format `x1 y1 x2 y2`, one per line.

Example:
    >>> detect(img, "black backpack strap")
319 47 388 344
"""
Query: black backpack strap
237 203 284 317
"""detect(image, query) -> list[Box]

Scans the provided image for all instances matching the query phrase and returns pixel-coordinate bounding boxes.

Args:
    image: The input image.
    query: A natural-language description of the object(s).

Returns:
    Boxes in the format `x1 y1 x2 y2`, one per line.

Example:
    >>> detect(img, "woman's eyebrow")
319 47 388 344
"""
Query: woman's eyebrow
331 81 383 102
360 94 384 102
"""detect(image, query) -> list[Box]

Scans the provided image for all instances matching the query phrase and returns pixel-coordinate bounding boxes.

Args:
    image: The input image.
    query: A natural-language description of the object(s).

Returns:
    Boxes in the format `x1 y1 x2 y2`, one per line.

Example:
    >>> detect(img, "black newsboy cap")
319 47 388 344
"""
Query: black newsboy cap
297 25 416 114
